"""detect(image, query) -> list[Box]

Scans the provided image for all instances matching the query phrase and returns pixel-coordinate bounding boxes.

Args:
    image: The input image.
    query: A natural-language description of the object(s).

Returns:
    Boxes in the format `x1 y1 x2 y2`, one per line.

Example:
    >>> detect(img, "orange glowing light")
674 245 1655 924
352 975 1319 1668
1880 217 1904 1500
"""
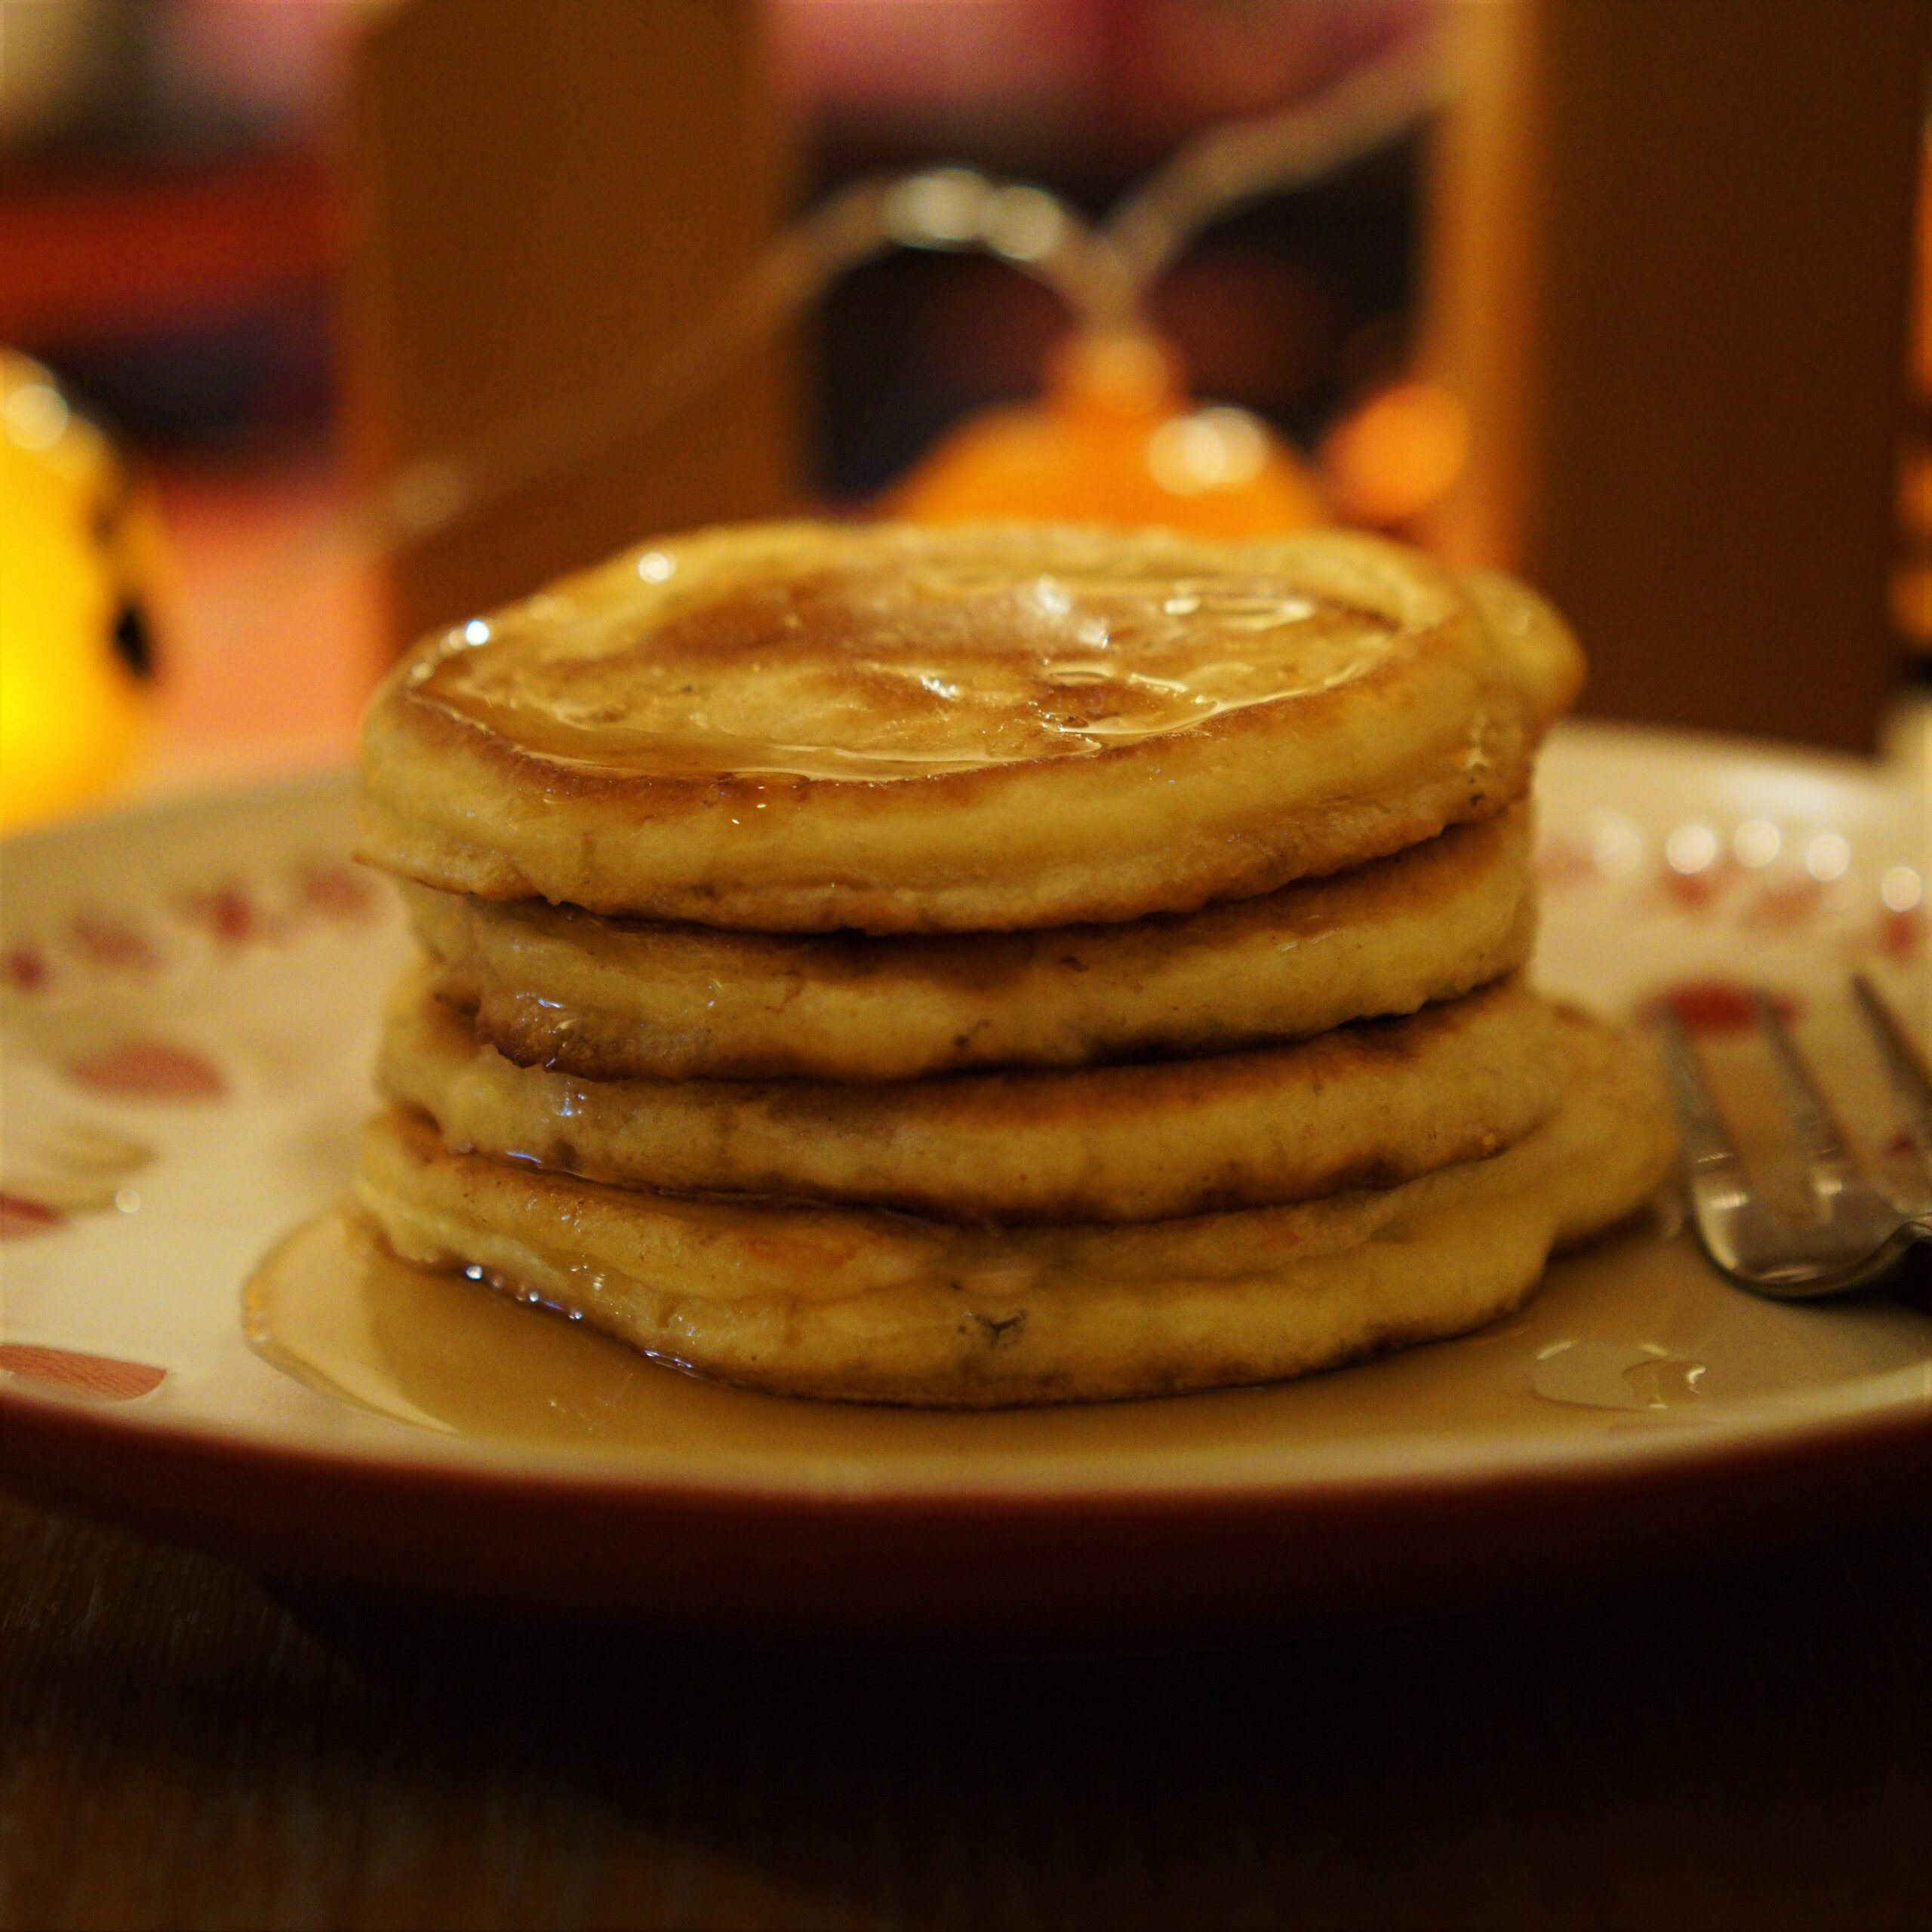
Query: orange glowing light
1318 377 1469 530
887 328 1327 536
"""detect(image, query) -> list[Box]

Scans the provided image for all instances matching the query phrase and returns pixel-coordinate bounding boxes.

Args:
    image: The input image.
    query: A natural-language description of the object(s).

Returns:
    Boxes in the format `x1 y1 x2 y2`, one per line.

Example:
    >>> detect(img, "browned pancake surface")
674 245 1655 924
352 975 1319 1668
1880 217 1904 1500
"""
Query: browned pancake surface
379 967 1561 1224
407 807 1537 1081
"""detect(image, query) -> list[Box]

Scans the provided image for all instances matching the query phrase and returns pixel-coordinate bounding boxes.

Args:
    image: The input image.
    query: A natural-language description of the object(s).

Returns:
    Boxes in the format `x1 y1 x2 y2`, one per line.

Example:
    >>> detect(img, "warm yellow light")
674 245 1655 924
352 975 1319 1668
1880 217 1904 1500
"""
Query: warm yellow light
1 354 149 832
886 328 1327 537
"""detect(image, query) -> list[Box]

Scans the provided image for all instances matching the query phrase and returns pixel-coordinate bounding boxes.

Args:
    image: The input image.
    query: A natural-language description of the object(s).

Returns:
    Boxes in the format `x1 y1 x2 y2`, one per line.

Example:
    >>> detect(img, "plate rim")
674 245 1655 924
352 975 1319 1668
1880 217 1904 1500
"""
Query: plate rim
5 1371 1928 1638
4 1352 1927 1503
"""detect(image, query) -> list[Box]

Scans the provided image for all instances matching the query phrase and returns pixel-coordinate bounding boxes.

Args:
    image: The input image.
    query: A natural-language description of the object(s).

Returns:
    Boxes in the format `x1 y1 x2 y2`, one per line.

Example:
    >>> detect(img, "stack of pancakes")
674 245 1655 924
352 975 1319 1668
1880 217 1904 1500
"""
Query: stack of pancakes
353 521 1675 1405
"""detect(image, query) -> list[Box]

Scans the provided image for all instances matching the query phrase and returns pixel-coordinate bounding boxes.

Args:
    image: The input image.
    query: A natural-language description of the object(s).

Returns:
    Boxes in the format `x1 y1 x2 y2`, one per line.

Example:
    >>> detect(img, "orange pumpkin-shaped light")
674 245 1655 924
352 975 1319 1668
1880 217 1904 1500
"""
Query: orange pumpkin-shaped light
886 328 1326 537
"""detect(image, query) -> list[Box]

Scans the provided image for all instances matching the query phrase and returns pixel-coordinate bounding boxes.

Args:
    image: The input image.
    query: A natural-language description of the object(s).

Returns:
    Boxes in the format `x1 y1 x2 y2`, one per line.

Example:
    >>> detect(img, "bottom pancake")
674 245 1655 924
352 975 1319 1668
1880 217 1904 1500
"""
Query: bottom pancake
379 965 1561 1224
352 1008 1675 1407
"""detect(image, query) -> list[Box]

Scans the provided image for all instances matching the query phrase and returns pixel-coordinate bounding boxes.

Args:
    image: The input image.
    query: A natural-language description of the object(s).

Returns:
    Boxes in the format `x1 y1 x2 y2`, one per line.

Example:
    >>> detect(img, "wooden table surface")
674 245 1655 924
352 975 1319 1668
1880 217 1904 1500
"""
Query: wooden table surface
4 1487 1928 1931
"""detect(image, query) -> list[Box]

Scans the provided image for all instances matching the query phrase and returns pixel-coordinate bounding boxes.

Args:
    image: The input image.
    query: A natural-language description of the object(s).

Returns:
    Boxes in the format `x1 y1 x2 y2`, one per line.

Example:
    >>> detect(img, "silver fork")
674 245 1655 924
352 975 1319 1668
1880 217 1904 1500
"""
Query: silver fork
1657 974 1932 1299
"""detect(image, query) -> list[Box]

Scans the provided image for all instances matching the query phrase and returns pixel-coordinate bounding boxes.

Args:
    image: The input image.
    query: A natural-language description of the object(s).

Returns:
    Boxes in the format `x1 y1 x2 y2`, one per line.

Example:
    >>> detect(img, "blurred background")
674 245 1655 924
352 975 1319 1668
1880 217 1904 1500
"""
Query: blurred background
2 0 1927 830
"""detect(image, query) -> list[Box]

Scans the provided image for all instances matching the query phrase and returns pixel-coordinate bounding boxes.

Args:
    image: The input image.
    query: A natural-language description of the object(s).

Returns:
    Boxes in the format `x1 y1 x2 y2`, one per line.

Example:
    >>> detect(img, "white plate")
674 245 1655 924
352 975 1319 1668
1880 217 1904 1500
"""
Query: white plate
3 723 1928 1641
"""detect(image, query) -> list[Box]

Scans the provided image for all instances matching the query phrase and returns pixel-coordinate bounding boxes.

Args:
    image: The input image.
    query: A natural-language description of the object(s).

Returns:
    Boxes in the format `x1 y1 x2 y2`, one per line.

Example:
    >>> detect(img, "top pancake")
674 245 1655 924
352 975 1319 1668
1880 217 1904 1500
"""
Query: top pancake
358 520 1582 933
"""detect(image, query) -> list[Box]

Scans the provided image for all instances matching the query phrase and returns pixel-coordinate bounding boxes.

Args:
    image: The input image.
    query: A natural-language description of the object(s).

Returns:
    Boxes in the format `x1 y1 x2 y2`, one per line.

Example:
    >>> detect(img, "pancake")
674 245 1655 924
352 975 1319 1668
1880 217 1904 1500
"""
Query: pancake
357 521 1581 933
354 1007 1675 1407
384 964 1558 1224
406 805 1535 1083
380 964 1561 1225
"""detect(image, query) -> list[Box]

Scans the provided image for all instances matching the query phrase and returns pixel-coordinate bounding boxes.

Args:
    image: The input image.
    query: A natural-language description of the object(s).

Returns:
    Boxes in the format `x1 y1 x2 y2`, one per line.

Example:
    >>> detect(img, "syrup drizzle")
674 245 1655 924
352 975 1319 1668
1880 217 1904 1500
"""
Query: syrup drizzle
414 550 1394 780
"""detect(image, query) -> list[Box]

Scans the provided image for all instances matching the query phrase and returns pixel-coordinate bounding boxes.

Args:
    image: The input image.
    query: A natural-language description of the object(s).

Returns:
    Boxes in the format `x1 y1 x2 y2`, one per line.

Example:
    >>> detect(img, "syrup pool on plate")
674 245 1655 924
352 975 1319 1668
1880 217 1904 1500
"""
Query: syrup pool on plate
242 1205 1932 1469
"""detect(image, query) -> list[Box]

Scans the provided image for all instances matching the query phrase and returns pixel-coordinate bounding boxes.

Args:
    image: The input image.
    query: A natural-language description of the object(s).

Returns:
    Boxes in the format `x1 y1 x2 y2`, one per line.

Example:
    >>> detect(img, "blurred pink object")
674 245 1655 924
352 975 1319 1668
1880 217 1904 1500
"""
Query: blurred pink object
144 460 380 795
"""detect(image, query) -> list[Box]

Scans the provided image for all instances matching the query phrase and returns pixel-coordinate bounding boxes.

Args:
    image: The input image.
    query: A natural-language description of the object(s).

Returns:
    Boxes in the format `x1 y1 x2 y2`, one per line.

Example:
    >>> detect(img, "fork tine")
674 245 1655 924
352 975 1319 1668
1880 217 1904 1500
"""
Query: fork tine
1751 987 1857 1183
1654 1008 1747 1181
1852 971 1932 1168
1657 998 1915 1297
